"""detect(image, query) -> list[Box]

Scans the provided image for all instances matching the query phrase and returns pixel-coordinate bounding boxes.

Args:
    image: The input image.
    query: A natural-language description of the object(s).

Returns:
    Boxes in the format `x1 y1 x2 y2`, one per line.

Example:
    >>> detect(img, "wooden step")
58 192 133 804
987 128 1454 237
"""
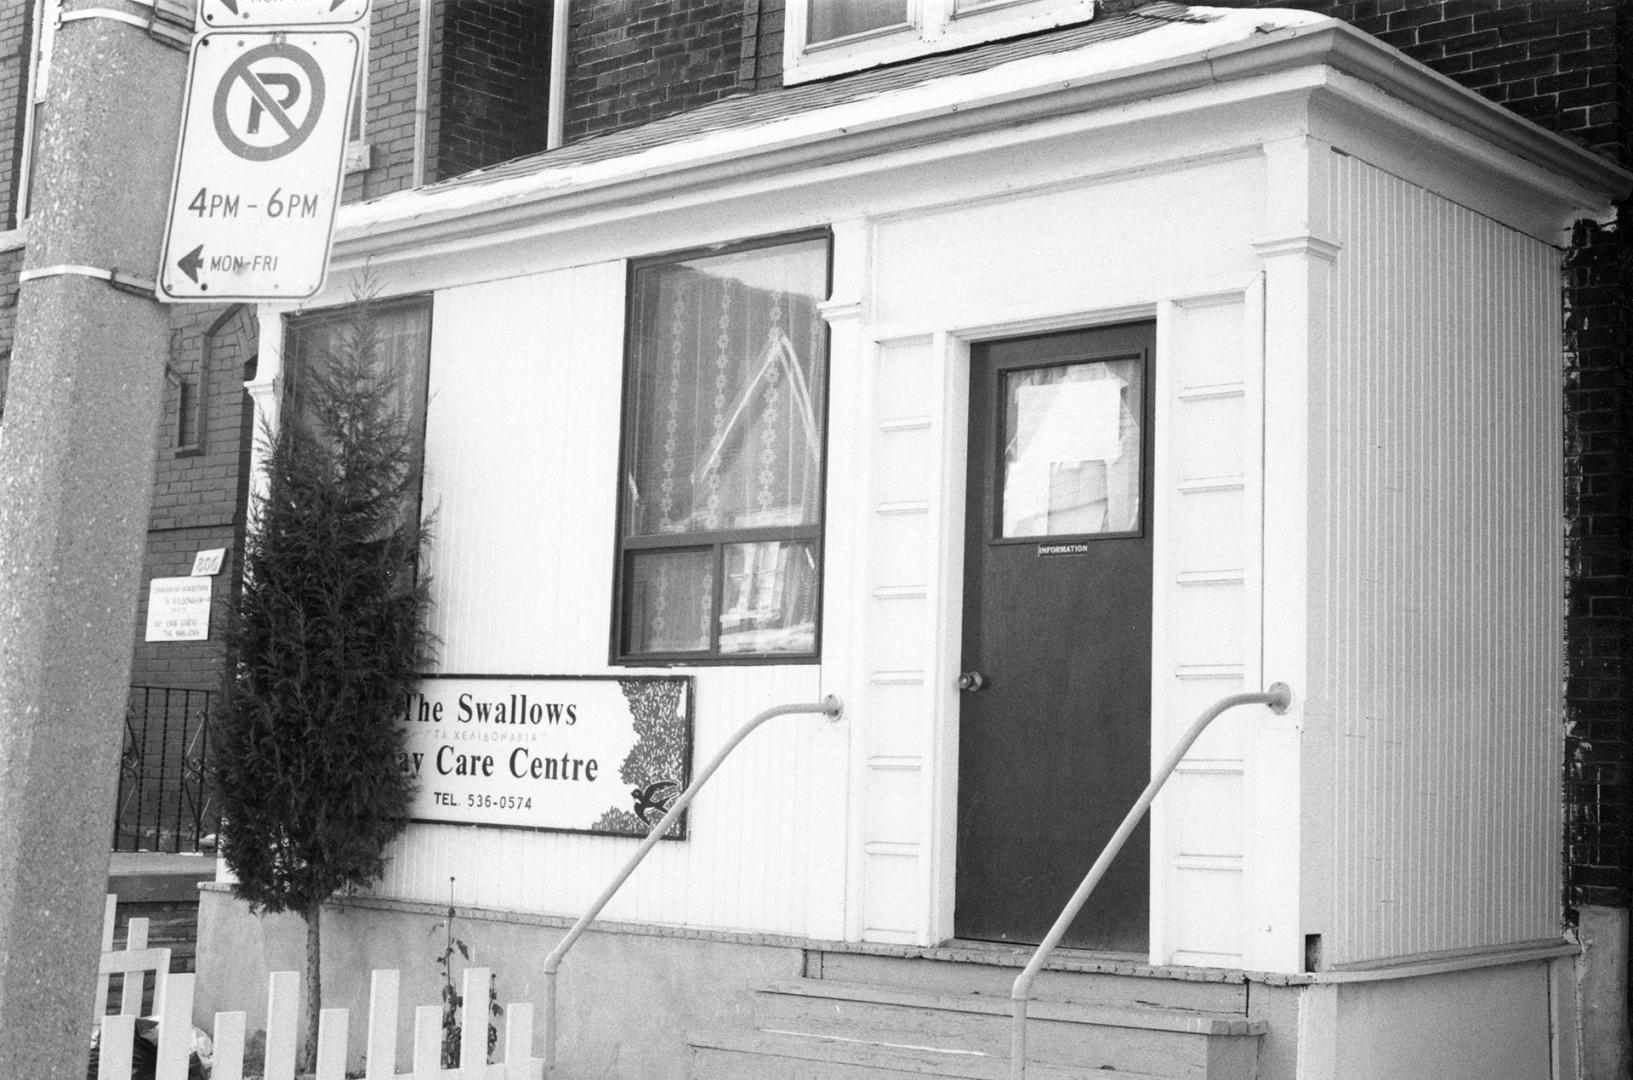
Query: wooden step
688 976 1265 1080
808 947 1248 1013
750 979 1261 1078
690 1028 1171 1080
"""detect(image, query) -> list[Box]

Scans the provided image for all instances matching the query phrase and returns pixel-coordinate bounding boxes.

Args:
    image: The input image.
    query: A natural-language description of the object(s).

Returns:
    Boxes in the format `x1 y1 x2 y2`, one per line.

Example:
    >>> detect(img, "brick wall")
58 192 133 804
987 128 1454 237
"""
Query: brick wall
564 0 754 142
747 0 783 89
344 2 554 198
342 0 424 203
432 0 553 180
130 305 258 694
1564 202 1631 917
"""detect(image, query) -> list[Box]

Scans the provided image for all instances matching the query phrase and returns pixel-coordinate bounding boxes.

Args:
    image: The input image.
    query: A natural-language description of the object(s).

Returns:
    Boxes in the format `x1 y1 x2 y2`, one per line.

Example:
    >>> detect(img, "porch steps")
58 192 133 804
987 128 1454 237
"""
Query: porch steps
689 975 1265 1079
810 949 1249 1012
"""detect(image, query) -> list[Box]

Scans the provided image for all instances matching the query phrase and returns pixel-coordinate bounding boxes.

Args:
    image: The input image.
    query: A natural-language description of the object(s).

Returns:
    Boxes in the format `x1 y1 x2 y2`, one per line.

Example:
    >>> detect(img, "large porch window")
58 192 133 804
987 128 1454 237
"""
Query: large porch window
614 233 831 663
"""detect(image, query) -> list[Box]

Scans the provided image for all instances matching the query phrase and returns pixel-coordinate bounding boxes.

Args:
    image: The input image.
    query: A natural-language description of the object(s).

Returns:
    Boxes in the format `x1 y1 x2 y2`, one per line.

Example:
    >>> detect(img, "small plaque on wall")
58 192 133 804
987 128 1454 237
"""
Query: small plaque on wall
397 675 694 838
144 577 213 641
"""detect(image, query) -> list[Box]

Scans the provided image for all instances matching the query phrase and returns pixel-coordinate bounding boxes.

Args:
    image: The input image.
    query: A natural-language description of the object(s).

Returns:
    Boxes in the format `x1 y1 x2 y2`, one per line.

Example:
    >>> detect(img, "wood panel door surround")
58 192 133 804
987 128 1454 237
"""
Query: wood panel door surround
955 322 1155 952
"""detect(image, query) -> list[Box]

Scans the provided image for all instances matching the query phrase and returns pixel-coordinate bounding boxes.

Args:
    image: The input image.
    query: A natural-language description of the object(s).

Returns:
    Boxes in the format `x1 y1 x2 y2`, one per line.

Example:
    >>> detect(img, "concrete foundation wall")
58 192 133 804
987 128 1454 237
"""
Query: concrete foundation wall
198 884 1578 1080
1579 905 1632 1080
195 884 805 1078
1332 961 1559 1080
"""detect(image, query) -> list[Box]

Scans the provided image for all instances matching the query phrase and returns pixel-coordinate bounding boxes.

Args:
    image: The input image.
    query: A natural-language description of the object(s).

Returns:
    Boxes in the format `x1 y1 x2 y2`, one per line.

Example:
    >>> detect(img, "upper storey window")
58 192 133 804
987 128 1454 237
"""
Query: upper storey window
786 0 1098 84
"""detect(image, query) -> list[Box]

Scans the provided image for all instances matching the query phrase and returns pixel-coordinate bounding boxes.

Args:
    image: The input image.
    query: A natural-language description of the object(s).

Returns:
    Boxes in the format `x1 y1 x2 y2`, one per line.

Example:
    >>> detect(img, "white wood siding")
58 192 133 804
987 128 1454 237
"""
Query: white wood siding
1150 293 1264 967
1319 156 1563 964
371 266 845 937
853 334 949 944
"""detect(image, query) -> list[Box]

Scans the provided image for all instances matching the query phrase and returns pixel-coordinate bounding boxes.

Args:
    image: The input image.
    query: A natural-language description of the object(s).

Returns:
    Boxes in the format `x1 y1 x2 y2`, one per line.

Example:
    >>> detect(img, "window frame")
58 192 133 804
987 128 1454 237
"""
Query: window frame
342 35 371 174
783 0 1098 85
174 372 202 454
609 229 835 667
986 347 1151 547
17 0 61 225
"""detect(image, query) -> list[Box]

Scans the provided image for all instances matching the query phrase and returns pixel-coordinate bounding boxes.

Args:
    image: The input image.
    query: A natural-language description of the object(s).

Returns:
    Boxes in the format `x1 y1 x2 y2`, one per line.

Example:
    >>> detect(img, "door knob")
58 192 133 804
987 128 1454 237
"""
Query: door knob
956 671 986 692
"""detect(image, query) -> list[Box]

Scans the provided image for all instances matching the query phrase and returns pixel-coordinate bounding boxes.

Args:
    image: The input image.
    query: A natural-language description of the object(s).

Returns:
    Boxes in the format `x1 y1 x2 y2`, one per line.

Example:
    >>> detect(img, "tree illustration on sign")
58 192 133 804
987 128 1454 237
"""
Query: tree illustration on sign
592 679 690 838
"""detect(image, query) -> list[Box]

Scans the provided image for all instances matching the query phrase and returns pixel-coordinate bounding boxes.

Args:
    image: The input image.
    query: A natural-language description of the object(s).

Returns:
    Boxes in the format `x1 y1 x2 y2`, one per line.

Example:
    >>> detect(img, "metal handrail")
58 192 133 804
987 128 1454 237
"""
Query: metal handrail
1009 682 1293 1080
542 694 844 1078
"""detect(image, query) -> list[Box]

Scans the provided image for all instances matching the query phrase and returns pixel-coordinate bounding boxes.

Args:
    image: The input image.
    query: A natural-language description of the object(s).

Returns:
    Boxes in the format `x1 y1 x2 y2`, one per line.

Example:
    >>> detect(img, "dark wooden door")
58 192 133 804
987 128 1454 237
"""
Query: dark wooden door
954 322 1155 952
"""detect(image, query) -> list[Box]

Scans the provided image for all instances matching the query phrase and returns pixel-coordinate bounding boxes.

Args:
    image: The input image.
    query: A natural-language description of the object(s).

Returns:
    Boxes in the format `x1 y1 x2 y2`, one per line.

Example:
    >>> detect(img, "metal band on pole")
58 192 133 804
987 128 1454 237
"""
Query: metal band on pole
19 264 158 298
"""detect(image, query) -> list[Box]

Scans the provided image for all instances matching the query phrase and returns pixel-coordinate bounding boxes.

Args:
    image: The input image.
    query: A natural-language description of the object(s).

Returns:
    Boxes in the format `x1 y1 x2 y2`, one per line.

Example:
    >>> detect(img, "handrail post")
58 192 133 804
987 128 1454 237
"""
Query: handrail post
1008 683 1292 1080
542 694 844 1078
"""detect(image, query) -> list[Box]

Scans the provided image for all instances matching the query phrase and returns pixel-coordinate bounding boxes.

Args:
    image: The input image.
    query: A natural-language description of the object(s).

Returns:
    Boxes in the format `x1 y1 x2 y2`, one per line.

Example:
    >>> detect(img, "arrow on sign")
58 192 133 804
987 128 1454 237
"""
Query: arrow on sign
178 245 205 284
215 0 350 13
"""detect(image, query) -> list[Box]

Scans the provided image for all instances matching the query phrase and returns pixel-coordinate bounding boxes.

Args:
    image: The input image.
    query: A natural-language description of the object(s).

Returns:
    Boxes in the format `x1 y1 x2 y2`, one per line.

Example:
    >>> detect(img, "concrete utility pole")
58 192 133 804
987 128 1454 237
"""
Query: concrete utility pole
0 1 184 1076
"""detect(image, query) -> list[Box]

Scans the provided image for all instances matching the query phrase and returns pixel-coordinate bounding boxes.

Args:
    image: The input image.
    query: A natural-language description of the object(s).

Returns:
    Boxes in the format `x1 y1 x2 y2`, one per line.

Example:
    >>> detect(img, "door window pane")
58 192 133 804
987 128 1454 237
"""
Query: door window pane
1000 357 1142 538
808 0 909 43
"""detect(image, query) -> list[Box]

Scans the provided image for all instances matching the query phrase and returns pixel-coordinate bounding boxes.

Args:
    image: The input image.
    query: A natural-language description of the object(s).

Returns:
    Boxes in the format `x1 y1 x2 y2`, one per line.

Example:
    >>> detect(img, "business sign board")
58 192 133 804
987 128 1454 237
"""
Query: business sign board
198 0 369 28
398 676 695 838
144 577 212 641
157 27 362 302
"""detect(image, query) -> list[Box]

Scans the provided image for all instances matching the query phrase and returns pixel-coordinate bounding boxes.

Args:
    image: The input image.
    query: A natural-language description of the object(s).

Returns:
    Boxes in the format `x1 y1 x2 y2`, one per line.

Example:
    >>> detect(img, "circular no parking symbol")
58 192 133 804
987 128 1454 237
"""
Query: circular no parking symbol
213 42 326 162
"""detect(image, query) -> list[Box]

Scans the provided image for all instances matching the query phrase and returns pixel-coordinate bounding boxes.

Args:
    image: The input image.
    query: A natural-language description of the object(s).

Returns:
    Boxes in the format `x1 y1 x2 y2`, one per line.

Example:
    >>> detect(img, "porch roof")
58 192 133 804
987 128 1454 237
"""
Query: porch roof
335 3 1629 264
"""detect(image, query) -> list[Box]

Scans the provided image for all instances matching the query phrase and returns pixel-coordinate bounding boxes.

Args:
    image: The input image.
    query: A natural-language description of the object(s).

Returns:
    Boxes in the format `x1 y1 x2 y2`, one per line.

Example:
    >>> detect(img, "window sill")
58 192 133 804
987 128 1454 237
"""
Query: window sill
612 654 823 669
782 0 1097 86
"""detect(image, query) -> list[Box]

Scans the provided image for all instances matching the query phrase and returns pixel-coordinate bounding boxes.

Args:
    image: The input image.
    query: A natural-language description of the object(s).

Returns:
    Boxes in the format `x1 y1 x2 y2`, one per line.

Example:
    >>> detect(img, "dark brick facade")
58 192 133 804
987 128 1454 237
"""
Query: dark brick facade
563 0 755 141
342 0 425 202
127 305 257 693
1564 202 1631 916
431 0 554 180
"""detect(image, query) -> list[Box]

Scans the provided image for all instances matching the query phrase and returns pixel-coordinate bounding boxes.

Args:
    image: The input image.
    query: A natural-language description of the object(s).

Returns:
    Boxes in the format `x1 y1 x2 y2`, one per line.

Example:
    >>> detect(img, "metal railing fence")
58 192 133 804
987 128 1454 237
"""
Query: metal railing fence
113 685 218 853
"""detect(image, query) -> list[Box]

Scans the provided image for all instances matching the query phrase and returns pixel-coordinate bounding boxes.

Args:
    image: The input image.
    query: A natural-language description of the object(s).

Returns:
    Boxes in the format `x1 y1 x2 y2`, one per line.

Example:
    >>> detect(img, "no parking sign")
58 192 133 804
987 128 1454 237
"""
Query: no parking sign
157 13 366 303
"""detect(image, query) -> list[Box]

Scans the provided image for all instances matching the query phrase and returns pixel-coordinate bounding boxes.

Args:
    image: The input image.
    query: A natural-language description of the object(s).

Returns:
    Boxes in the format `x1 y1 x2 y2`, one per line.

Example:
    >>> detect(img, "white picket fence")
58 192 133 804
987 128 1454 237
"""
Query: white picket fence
97 897 544 1080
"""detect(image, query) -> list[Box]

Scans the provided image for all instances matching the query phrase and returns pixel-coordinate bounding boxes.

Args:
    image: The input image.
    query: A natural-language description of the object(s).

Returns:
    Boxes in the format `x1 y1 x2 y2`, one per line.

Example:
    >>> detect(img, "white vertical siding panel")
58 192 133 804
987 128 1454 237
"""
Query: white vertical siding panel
1324 156 1563 964
1151 295 1257 966
364 264 840 937
855 336 939 944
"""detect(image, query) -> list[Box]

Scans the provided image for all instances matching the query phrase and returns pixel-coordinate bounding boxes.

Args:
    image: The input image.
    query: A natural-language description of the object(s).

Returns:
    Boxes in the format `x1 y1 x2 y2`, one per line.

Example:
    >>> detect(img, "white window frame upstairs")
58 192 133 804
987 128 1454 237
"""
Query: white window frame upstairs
784 0 1098 85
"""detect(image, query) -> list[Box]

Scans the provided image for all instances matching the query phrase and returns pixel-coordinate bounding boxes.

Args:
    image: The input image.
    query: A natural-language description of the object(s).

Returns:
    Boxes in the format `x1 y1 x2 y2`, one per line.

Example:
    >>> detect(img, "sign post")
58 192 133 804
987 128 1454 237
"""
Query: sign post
157 8 366 302
0 5 185 1077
